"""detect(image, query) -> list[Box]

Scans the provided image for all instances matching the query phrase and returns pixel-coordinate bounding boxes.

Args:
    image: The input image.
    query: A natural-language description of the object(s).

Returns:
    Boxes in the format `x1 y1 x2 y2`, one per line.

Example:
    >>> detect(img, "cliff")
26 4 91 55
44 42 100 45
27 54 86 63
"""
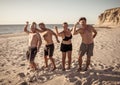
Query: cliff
97 7 120 27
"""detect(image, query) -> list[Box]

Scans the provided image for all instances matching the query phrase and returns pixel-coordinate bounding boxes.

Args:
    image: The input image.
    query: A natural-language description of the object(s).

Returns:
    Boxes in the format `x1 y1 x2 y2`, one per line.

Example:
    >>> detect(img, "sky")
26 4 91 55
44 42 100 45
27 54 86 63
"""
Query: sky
0 0 120 24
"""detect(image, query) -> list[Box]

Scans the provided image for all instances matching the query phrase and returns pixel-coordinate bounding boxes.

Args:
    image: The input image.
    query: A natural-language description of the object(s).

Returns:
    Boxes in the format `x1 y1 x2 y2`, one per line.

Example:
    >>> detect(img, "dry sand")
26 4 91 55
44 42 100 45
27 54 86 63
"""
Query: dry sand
0 27 120 85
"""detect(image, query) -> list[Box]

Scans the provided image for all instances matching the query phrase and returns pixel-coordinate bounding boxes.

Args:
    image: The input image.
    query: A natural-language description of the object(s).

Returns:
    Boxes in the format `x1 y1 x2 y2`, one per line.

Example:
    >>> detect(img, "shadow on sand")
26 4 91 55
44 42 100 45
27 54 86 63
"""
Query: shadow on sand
27 61 120 85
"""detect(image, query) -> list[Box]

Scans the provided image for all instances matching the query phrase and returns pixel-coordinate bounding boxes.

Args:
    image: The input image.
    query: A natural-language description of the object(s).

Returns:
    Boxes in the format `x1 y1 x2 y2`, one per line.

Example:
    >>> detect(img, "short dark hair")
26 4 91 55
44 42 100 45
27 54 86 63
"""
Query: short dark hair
31 22 37 27
63 22 68 25
79 17 87 22
32 22 36 24
39 22 45 26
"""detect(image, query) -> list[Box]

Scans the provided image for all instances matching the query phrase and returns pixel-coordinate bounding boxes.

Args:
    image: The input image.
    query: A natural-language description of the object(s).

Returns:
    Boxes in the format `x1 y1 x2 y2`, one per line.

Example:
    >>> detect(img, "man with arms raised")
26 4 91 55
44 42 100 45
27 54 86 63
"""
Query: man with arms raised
36 23 60 71
73 17 97 71
24 22 42 71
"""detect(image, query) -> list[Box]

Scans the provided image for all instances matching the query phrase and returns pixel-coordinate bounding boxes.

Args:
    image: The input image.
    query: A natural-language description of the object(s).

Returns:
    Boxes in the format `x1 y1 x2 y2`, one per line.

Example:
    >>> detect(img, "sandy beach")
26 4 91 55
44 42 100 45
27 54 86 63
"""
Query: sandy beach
0 27 120 85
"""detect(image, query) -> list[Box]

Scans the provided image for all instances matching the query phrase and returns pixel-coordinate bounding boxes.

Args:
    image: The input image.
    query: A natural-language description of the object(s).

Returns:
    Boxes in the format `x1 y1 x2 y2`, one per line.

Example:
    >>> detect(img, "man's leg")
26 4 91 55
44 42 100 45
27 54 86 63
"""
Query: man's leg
48 44 56 71
30 61 37 70
44 46 48 68
85 56 91 71
29 49 34 69
77 43 86 71
26 51 29 61
68 51 72 69
85 43 94 71
49 57 56 71
62 52 66 71
77 56 83 71
30 50 37 70
44 56 48 67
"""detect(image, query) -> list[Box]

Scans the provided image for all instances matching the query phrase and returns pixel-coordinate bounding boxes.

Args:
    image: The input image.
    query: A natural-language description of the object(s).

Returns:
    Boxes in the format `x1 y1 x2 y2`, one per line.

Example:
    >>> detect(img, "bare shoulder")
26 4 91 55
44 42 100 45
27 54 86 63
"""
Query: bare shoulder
44 28 51 32
87 25 93 28
36 32 40 35
48 29 57 34
87 25 94 30
47 29 52 32
35 32 40 37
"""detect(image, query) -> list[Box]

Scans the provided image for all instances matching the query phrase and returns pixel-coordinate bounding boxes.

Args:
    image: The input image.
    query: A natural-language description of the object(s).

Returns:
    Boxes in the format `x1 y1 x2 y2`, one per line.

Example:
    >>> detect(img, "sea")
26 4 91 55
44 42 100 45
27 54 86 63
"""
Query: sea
0 24 74 35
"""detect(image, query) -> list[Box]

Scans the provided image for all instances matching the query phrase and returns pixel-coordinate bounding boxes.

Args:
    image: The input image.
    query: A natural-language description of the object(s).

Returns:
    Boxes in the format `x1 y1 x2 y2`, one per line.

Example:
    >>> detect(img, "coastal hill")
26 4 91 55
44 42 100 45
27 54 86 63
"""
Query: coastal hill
96 7 120 27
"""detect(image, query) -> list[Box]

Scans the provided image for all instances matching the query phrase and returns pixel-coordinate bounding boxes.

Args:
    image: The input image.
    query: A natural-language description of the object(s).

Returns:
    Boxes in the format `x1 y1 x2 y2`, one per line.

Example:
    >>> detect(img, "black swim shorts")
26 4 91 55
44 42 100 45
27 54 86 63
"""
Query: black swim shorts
26 47 37 62
60 43 72 52
44 44 54 57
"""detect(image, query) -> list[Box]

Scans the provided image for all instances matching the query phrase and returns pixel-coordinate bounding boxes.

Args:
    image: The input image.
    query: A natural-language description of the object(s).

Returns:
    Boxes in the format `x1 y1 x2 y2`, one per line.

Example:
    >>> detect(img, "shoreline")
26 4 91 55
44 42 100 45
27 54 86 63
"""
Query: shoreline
0 32 27 38
0 24 96 35
0 26 118 36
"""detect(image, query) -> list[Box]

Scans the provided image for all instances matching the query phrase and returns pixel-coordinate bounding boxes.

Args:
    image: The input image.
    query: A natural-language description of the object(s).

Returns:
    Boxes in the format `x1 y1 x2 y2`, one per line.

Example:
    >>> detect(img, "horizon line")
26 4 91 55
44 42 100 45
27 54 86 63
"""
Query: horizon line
0 23 94 25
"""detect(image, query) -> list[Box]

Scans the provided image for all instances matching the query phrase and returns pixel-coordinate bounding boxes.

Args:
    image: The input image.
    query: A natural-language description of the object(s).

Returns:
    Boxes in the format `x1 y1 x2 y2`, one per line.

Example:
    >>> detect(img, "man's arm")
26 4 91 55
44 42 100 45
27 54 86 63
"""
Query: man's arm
24 21 30 34
36 28 44 33
50 29 60 43
92 27 97 38
37 33 42 52
73 22 82 35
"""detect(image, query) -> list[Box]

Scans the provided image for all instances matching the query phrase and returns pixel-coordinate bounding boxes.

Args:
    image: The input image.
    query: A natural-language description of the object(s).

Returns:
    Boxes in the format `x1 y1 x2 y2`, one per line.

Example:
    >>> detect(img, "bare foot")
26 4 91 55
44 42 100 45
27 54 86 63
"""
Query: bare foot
77 68 82 72
84 68 88 71
41 66 48 70
51 67 56 71
67 67 71 70
62 68 66 71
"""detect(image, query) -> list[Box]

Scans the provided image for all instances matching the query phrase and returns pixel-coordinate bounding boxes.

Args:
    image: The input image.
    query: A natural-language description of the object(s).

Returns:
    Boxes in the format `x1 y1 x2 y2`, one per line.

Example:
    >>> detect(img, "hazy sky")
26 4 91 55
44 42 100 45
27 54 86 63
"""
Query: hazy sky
0 0 120 24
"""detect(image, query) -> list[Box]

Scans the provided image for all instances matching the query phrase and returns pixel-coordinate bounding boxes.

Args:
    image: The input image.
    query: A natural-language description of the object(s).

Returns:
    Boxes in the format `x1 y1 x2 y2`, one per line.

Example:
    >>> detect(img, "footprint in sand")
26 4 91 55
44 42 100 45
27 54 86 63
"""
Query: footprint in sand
38 76 47 82
28 76 37 83
20 63 26 66
113 64 120 70
21 57 26 61
103 67 114 72
89 61 97 69
11 62 16 66
29 75 48 83
90 60 107 70
0 79 4 83
19 81 28 85
17 73 26 78
0 69 5 72
5 71 10 74
89 61 94 67
98 63 104 69
74 80 82 85
68 77 78 82
100 44 104 49
1 63 5 67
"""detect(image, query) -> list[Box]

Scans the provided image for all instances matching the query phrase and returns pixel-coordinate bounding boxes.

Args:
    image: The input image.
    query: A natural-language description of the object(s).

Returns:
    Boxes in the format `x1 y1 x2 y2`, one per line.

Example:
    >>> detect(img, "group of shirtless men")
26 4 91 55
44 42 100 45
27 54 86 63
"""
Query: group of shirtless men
24 17 97 72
